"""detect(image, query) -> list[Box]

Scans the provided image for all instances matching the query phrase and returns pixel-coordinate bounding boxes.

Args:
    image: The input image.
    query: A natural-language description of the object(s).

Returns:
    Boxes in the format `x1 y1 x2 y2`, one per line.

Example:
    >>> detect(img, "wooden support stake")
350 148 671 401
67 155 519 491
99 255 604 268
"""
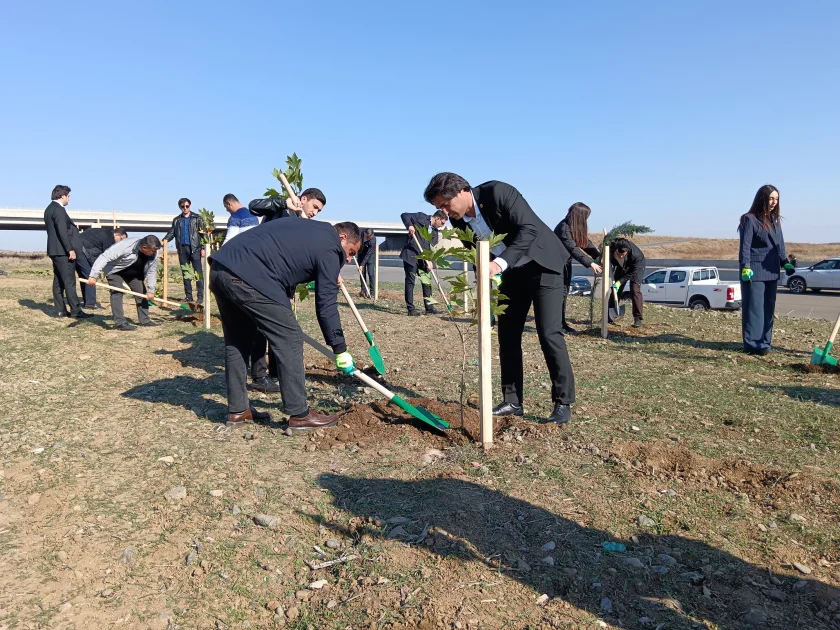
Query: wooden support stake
462 259 470 314
373 240 380 302
601 228 610 339
476 241 493 448
203 248 211 329
161 239 169 303
112 210 117 228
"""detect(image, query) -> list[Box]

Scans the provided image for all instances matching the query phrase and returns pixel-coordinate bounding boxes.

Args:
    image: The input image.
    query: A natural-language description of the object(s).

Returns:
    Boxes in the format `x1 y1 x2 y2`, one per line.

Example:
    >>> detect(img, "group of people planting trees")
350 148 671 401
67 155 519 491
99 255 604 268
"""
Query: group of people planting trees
44 173 791 432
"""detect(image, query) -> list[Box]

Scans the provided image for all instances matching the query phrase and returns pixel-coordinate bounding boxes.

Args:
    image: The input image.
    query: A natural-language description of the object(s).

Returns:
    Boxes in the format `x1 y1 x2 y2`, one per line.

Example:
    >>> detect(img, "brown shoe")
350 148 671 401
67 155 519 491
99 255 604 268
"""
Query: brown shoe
249 406 272 424
226 408 255 428
287 409 340 434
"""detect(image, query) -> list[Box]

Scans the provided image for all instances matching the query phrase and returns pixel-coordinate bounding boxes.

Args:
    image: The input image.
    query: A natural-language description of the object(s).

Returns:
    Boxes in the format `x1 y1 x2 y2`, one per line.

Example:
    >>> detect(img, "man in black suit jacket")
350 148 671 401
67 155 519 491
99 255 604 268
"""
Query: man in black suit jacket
76 227 128 308
399 210 447 315
44 185 92 319
162 198 204 305
424 172 574 424
210 219 361 432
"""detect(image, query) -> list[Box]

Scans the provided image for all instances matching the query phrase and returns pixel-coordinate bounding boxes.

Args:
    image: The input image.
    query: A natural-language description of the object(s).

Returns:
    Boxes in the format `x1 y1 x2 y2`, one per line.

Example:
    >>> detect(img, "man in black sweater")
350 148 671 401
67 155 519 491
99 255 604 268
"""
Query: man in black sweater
210 219 361 432
76 227 128 308
400 210 447 315
609 237 646 328
44 185 92 319
424 172 574 425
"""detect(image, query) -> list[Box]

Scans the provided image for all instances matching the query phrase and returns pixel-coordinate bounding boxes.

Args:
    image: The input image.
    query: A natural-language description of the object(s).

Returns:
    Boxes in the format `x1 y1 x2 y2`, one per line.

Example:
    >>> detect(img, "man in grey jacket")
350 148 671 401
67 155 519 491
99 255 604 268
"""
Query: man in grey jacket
87 235 161 330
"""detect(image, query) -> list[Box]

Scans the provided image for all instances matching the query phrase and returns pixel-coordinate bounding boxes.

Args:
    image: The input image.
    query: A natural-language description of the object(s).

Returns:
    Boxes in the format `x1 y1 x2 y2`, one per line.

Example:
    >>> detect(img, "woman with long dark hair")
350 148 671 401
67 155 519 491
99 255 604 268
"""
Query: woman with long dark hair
738 185 794 355
554 203 603 333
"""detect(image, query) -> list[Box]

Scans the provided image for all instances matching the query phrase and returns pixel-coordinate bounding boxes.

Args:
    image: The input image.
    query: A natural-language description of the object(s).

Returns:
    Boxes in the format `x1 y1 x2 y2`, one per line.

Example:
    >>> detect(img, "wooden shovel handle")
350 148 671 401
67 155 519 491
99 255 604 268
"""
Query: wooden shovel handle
411 232 452 309
78 278 185 308
828 310 840 345
276 172 306 219
339 281 369 333
300 331 393 400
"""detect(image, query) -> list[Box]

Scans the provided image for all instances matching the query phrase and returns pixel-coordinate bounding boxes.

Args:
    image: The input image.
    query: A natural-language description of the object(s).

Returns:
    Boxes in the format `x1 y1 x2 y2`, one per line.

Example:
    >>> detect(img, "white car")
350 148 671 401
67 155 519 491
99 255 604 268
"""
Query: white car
786 257 840 294
624 267 741 310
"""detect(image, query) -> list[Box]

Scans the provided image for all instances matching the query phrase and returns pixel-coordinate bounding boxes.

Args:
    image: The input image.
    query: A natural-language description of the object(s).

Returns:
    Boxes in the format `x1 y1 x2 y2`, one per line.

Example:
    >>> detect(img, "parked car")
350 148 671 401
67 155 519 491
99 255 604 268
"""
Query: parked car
568 276 592 296
785 257 840 294
623 267 741 310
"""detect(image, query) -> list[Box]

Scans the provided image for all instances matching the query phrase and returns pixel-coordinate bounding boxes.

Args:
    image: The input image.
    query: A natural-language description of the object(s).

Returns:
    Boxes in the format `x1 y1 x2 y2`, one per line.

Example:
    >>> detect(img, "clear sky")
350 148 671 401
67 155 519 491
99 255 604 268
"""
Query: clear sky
1 0 838 250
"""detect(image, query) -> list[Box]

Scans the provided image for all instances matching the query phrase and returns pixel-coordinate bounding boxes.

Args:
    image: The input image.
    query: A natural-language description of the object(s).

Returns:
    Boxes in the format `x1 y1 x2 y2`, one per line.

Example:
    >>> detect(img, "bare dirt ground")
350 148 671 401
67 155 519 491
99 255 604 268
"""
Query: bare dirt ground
1 258 840 630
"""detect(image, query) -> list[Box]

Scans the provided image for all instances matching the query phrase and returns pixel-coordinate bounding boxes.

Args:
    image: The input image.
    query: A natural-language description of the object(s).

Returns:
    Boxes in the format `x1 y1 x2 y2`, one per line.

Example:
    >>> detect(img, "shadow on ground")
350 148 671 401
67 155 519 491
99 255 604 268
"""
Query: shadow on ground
311 474 840 629
755 385 840 409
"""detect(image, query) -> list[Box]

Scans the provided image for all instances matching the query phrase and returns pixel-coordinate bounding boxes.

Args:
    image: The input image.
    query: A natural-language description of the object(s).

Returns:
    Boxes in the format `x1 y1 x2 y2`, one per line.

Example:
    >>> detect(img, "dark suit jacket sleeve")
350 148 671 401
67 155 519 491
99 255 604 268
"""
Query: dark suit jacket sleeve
358 241 375 266
738 217 754 270
776 225 787 265
400 212 431 251
313 254 347 354
163 217 177 243
555 221 595 268
494 183 540 269
53 206 75 253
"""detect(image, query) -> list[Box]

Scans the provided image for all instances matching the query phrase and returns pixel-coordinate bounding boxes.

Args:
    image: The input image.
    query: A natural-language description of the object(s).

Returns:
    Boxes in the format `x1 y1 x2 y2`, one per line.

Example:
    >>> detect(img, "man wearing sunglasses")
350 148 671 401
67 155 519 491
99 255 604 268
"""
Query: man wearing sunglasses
163 198 204 306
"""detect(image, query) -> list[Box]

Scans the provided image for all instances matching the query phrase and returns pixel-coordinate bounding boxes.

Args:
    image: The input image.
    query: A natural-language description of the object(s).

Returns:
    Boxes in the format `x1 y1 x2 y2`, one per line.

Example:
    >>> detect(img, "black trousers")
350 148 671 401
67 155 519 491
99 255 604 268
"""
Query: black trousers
50 255 82 316
404 261 432 312
361 263 376 297
106 273 152 326
74 250 97 306
498 262 575 406
610 271 645 320
250 331 278 380
210 264 307 416
177 245 203 302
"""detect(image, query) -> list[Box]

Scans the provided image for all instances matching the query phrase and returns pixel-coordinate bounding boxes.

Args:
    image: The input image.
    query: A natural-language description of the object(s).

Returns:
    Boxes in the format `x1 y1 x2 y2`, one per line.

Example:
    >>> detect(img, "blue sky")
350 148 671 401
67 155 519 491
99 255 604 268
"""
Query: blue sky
1 0 838 250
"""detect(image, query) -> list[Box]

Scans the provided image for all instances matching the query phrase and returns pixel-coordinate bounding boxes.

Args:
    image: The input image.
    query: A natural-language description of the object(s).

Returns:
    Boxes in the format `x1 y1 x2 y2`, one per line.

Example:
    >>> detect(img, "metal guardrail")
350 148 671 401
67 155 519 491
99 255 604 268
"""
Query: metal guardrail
0 208 410 235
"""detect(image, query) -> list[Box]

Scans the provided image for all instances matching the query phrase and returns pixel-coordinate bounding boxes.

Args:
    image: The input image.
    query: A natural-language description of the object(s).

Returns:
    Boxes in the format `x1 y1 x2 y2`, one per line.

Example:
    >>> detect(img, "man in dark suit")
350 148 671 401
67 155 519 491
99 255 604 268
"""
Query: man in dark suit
44 185 92 319
357 229 377 298
162 197 204 305
76 227 128 308
245 188 327 393
608 237 646 328
423 172 574 424
210 219 361 432
400 210 447 315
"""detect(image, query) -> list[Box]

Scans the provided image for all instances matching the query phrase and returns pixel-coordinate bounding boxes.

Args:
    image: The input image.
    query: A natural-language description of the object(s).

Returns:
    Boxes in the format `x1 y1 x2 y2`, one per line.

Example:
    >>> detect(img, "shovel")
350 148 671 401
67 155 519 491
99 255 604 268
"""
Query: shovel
608 286 626 322
300 331 449 432
811 309 840 366
411 232 453 312
339 281 386 374
79 278 195 311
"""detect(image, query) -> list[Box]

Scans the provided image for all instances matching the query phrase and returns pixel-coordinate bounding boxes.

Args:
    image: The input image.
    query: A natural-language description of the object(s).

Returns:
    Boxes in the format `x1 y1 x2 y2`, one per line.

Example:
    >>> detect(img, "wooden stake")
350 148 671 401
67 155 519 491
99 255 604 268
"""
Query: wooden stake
203 248 211 329
373 240 380 302
112 210 117 228
462 259 471 314
476 241 493 448
161 239 169 303
601 229 610 339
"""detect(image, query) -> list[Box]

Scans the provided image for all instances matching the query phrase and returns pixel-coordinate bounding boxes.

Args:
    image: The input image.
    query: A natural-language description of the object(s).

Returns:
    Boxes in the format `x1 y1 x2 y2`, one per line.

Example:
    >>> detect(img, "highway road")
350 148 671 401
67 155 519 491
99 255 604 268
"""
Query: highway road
343 257 840 322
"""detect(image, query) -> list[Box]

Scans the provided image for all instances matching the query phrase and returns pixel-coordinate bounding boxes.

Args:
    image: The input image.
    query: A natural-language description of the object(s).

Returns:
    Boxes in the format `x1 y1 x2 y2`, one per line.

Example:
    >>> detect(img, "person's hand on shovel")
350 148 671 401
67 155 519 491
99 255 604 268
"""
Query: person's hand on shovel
86 276 98 286
335 351 355 375
591 263 603 275
612 281 621 291
741 267 754 282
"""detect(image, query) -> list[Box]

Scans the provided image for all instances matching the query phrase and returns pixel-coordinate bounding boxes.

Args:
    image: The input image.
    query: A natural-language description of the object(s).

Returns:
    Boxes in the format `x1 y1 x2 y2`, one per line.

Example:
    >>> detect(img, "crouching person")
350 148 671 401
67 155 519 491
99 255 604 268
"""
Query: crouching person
209 219 361 431
88 235 161 331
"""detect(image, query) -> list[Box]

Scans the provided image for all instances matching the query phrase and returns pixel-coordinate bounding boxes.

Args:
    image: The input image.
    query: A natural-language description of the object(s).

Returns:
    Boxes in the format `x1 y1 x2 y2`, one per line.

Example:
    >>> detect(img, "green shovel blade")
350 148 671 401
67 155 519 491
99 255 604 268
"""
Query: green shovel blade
364 331 386 375
811 343 838 366
390 395 450 432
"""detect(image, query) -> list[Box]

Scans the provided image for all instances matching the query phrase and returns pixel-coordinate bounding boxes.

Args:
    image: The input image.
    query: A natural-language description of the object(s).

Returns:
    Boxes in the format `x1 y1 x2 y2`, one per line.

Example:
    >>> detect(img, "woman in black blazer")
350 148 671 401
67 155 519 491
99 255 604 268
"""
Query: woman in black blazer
554 203 603 333
738 185 794 355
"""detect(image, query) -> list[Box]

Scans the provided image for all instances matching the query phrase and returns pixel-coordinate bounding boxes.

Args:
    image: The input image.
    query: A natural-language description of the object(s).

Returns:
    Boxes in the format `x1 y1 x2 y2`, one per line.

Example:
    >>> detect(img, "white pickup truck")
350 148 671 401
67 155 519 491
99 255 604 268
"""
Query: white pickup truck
622 267 741 311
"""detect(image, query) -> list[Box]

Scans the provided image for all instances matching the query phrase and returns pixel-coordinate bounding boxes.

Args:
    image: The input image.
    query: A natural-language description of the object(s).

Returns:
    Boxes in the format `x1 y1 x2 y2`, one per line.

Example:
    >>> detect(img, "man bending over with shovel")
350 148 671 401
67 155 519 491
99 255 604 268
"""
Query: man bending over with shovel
608 237 646 328
209 219 361 432
88 235 161 331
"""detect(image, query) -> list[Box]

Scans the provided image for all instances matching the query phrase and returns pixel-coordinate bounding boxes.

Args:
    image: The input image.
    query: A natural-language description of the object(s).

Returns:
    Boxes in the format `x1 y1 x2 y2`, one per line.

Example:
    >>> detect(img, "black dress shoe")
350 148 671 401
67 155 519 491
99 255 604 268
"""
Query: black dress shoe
492 401 524 417
139 321 159 327
547 403 571 425
115 322 137 331
407 310 422 317
425 306 440 315
632 318 643 328
56 311 70 318
85 303 105 310
73 312 94 319
251 376 281 393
